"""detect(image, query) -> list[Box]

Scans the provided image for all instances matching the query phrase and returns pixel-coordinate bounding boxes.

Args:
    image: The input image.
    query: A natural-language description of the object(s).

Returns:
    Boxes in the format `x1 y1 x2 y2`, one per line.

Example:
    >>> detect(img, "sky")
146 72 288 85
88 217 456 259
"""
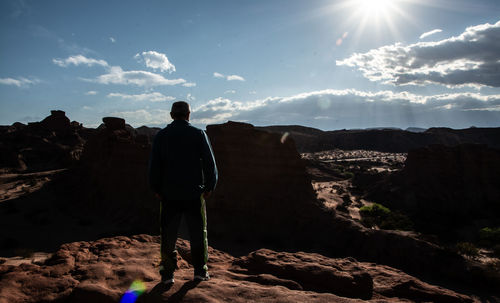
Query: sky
1 0 499 130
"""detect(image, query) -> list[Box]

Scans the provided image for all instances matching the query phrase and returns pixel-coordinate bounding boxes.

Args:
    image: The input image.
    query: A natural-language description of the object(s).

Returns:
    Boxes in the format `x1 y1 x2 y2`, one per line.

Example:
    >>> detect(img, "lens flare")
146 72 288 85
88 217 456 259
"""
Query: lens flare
120 280 146 303
280 132 289 144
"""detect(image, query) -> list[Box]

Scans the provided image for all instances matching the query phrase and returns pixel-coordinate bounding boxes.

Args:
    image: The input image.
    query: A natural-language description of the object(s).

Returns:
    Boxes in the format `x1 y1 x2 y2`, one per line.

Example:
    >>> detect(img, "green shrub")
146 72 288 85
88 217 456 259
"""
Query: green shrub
455 242 479 257
343 171 354 179
359 203 413 231
479 227 500 247
360 203 390 218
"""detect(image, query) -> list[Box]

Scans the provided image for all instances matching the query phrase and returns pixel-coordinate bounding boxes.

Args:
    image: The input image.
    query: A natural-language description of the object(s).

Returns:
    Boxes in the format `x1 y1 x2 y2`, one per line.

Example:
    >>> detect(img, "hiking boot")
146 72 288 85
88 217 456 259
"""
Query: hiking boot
194 271 210 281
160 267 175 285
161 274 174 285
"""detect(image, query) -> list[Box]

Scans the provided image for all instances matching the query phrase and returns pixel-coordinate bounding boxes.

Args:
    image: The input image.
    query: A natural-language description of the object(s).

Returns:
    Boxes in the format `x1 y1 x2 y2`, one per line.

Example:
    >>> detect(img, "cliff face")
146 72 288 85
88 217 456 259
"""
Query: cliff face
70 117 158 233
399 144 500 232
205 121 318 245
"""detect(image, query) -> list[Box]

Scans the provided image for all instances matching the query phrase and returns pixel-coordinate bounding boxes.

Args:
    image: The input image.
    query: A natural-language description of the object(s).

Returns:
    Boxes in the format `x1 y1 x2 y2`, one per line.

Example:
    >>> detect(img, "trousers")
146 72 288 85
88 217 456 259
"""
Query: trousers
160 195 208 275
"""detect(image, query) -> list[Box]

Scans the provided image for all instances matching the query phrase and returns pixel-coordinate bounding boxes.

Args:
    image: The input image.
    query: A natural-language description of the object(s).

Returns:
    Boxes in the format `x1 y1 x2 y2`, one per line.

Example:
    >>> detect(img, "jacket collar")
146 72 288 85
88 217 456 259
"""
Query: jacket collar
171 119 190 126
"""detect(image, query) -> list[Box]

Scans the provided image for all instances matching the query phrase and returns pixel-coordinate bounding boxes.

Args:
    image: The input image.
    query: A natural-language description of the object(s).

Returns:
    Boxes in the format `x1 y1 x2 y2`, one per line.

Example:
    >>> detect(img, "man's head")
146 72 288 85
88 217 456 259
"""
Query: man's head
170 101 191 121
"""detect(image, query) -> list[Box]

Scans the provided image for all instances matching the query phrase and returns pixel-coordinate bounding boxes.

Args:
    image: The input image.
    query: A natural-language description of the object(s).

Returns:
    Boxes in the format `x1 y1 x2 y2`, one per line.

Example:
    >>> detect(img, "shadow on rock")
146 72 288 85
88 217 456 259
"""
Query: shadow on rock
138 280 200 303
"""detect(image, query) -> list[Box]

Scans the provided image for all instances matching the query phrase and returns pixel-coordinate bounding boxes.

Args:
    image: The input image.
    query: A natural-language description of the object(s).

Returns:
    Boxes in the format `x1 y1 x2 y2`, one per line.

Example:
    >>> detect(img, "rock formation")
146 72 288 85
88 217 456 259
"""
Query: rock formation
374 144 500 237
205 121 318 246
205 122 500 294
0 110 87 171
67 117 158 234
0 235 478 303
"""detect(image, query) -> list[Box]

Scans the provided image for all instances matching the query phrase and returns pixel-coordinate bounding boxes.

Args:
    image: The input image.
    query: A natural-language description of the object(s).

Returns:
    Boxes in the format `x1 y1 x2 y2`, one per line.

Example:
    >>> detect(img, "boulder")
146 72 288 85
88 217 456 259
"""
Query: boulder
40 110 71 132
102 117 125 130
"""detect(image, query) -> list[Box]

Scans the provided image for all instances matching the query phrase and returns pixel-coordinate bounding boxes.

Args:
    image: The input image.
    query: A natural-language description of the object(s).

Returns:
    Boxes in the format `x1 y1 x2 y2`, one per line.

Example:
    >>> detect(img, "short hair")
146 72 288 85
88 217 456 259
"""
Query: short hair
171 101 191 119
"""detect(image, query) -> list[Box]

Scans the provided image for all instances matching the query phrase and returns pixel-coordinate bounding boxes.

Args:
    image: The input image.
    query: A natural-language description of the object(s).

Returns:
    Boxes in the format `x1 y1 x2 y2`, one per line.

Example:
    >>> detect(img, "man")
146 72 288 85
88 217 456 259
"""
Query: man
148 101 218 285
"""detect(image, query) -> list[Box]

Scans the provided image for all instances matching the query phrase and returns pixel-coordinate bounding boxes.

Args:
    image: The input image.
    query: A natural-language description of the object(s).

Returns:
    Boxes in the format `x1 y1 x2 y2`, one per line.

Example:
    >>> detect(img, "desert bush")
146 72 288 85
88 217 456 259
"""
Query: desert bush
479 227 500 247
455 242 479 257
360 203 390 217
359 203 413 231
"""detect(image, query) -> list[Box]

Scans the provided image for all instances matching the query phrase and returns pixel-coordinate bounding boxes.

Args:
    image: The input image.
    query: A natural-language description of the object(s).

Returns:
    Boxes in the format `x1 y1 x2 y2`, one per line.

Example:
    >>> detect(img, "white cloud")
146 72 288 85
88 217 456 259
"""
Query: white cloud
0 77 40 87
94 66 186 86
191 89 500 129
213 72 224 78
225 90 236 94
227 75 245 81
110 37 116 43
53 55 108 67
85 90 98 95
182 82 196 87
187 93 195 101
213 72 245 81
337 20 500 87
135 51 176 73
419 29 442 39
107 92 175 102
104 89 500 129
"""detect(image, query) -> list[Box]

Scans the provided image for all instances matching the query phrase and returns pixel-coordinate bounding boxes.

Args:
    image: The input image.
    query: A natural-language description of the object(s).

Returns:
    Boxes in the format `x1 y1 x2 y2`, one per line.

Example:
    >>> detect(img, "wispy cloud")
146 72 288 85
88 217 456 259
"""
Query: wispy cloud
337 20 500 88
110 37 116 43
213 72 245 81
107 91 175 102
191 89 500 128
0 77 40 87
53 55 108 67
107 88 500 128
213 72 224 78
85 90 98 95
182 82 196 87
93 66 186 86
135 51 176 73
225 90 236 94
419 29 442 39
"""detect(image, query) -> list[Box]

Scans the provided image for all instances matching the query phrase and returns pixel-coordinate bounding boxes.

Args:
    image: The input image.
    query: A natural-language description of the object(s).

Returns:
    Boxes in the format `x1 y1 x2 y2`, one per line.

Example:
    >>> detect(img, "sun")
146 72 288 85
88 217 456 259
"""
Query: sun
357 0 393 15
352 0 398 22
333 0 413 43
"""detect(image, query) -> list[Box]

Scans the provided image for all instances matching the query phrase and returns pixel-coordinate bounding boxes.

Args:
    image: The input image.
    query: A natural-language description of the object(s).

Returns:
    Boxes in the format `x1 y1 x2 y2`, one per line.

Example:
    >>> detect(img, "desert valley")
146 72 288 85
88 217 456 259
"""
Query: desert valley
0 110 499 302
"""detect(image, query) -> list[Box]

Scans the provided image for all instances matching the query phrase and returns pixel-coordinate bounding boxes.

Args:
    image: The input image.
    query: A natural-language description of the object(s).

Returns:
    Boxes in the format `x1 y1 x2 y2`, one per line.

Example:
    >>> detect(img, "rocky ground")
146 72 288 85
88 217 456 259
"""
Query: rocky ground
0 235 478 303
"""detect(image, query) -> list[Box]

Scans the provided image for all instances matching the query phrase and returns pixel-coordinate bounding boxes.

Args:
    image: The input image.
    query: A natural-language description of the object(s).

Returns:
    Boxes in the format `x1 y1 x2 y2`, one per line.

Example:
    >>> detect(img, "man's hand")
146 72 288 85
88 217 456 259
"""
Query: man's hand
203 191 212 199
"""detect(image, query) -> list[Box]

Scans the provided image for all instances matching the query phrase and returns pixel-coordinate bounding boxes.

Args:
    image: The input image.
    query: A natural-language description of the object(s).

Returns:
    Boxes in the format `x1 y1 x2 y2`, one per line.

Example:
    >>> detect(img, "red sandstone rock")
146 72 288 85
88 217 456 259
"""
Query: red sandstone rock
0 235 476 303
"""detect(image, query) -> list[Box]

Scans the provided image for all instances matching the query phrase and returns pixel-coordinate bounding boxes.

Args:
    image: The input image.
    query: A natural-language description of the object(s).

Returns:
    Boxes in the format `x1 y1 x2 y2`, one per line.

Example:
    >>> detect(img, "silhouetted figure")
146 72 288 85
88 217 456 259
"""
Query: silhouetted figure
149 101 218 285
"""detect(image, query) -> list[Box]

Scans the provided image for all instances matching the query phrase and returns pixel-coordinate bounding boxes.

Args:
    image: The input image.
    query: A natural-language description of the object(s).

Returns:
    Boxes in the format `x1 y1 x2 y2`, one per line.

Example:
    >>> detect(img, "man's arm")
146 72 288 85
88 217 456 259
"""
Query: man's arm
200 130 218 195
148 133 163 196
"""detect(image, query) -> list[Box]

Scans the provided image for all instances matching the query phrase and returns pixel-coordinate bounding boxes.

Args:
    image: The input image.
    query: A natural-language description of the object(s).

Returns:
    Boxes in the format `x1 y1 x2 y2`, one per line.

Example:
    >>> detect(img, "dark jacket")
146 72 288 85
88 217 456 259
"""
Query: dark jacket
148 120 218 200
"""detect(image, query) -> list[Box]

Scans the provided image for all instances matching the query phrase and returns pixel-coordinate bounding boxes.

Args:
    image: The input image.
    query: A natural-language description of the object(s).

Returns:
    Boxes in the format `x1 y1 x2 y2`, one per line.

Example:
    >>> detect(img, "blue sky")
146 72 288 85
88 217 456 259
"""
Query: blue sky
1 0 499 130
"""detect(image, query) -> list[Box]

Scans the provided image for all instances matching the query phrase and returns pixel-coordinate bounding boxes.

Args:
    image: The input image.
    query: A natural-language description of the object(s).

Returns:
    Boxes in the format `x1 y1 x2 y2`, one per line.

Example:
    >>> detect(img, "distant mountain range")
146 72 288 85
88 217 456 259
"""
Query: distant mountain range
257 125 500 153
